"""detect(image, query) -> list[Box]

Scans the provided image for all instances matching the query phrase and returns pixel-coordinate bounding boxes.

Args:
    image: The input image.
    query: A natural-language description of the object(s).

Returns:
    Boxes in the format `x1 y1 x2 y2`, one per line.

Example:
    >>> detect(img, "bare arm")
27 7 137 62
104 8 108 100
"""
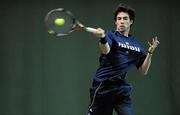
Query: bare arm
139 36 160 75
95 28 110 54
99 42 111 54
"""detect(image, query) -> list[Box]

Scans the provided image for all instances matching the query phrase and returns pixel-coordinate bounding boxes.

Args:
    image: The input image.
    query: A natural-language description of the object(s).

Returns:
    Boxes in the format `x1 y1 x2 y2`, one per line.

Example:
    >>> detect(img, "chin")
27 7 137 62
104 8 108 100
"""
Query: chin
117 28 124 32
118 29 125 33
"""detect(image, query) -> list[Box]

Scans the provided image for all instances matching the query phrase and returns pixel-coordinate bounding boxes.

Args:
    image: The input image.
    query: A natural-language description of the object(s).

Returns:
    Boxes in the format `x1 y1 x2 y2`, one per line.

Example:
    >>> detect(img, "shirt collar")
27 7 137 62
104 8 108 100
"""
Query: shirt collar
114 31 133 39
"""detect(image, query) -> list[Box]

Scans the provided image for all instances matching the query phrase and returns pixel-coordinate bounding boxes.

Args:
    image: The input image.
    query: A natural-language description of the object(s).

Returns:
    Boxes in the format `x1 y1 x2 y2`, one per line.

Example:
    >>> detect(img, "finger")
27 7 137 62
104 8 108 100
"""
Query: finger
152 38 155 43
96 28 101 31
154 37 159 45
155 38 160 44
155 36 159 42
154 37 156 43
155 36 158 40
148 41 152 46
156 40 160 45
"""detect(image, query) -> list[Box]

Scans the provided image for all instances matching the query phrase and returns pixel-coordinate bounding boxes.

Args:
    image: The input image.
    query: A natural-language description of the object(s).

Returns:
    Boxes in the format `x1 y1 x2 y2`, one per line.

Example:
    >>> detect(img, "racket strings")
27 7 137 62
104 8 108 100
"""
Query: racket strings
45 9 74 36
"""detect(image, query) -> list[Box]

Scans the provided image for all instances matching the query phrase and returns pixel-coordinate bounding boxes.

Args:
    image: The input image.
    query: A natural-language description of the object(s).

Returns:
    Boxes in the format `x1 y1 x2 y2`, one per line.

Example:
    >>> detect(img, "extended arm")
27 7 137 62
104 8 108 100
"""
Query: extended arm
95 28 110 54
139 36 160 75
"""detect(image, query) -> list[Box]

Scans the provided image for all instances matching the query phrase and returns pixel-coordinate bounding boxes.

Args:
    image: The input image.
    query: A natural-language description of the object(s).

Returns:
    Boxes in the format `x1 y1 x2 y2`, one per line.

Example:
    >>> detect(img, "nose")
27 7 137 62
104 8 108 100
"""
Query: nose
120 19 124 24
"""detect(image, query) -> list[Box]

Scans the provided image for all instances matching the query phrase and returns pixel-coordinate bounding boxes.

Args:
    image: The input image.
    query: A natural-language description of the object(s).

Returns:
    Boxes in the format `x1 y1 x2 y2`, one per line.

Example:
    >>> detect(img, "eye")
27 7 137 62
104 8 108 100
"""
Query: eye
117 17 121 20
123 17 128 20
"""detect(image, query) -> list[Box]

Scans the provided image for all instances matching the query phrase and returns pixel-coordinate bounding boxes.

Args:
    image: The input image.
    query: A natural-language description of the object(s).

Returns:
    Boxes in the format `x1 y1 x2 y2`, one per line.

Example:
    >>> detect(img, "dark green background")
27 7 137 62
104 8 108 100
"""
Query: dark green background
1 0 180 114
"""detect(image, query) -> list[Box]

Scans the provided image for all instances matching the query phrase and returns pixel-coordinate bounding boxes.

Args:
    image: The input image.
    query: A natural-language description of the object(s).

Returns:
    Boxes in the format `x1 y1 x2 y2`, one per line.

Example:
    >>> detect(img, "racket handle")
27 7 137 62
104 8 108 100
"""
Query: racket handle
85 27 97 33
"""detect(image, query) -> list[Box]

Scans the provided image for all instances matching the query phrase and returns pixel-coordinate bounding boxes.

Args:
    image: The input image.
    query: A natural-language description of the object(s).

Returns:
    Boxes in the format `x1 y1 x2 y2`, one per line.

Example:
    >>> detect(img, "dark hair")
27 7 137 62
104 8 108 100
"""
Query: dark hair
113 3 135 21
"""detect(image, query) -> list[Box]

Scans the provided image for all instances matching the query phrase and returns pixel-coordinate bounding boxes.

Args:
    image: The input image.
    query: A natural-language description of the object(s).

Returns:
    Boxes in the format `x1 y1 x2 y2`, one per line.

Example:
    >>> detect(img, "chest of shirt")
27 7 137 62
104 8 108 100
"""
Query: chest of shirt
111 36 143 54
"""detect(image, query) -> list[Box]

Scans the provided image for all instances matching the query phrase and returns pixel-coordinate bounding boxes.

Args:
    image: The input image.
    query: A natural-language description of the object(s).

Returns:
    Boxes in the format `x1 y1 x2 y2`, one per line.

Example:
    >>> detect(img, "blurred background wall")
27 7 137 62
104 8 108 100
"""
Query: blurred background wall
0 0 180 114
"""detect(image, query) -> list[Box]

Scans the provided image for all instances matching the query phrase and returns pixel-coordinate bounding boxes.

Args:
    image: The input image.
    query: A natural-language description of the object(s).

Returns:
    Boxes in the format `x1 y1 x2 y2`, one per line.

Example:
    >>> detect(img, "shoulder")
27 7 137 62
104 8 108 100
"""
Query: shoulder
130 36 142 45
104 31 116 41
105 31 119 39
105 30 115 36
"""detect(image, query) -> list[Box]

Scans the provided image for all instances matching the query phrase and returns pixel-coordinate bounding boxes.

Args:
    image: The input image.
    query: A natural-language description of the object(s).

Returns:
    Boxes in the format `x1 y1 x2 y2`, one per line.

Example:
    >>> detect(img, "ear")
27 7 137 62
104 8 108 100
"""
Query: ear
115 21 117 25
130 20 133 25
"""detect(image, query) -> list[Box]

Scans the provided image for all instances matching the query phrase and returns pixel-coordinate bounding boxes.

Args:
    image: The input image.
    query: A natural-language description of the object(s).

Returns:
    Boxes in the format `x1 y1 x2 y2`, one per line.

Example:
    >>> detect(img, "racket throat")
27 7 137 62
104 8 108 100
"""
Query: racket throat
71 21 86 32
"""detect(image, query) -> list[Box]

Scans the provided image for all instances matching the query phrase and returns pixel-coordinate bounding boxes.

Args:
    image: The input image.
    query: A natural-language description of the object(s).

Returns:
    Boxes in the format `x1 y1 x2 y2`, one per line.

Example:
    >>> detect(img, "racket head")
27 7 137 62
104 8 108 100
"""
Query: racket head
45 8 76 37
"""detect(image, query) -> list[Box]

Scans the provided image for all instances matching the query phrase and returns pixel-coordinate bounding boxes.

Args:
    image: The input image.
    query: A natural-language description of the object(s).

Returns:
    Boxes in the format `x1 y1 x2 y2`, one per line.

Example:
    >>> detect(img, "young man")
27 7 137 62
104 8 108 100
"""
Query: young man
87 3 160 115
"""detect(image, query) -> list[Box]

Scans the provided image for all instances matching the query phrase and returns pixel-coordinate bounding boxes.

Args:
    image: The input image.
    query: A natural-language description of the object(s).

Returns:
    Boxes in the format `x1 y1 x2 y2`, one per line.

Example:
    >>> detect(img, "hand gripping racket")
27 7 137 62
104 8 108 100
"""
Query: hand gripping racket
44 8 97 36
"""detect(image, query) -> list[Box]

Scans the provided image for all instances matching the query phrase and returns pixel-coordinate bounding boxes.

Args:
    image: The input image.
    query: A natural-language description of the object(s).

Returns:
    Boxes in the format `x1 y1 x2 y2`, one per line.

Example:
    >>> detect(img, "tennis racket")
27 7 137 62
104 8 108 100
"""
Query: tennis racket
44 8 97 37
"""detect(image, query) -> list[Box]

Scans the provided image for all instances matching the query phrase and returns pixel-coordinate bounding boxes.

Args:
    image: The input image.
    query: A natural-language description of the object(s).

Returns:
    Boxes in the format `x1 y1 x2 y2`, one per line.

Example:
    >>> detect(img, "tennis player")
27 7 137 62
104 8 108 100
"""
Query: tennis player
87 3 160 115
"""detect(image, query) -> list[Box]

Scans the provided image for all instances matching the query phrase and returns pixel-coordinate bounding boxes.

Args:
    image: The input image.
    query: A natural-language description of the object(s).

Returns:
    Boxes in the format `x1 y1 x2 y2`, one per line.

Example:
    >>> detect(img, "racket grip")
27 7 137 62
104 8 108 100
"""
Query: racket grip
85 27 97 33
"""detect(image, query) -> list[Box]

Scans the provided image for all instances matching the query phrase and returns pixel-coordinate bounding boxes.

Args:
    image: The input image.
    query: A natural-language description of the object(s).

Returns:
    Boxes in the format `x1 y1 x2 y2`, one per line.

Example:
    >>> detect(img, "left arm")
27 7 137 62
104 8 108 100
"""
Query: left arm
139 36 160 75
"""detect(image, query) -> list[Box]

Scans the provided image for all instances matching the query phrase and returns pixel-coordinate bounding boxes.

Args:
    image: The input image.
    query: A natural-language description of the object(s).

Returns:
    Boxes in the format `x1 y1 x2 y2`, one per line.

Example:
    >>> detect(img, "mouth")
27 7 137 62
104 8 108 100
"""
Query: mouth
117 26 125 32
120 25 125 28
119 26 125 30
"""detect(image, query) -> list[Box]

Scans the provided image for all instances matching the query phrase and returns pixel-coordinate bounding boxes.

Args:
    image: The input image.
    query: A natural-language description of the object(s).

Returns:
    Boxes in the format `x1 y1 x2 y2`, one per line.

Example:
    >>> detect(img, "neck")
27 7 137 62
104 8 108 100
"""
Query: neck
119 31 129 37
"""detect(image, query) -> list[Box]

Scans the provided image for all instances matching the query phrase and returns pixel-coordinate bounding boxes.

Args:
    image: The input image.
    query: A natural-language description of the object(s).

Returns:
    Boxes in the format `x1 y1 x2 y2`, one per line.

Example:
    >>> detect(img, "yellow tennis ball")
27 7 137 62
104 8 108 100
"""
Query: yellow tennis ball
54 18 65 26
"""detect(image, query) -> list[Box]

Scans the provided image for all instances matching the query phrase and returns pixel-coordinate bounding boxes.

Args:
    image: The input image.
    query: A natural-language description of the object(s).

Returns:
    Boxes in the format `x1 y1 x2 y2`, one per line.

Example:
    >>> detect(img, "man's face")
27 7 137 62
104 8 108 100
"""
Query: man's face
115 12 133 33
